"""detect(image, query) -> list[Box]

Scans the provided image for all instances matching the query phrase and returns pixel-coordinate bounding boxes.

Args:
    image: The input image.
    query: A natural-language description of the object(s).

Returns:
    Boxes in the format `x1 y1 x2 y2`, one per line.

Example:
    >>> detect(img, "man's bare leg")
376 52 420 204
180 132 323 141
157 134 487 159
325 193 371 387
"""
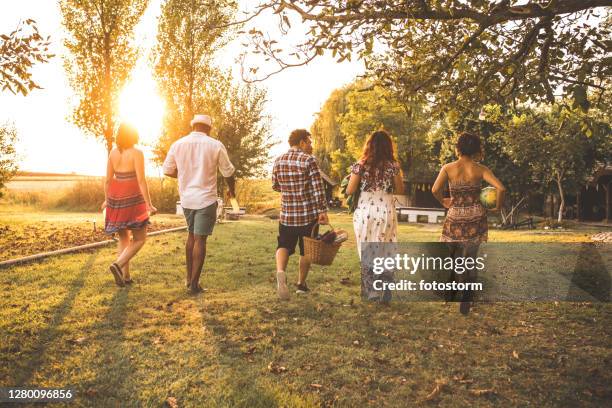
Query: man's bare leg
275 248 290 300
185 233 195 287
190 234 207 292
298 256 311 286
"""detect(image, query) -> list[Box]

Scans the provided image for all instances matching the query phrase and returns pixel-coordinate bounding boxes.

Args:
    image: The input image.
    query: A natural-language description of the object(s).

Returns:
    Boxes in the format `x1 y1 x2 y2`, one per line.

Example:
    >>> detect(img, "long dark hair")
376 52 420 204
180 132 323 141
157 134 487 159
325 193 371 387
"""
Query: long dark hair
360 130 396 167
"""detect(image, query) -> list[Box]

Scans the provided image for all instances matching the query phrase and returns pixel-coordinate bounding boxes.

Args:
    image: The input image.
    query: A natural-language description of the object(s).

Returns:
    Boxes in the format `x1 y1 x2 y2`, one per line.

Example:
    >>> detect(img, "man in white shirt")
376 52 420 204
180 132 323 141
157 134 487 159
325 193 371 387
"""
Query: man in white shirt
163 114 236 294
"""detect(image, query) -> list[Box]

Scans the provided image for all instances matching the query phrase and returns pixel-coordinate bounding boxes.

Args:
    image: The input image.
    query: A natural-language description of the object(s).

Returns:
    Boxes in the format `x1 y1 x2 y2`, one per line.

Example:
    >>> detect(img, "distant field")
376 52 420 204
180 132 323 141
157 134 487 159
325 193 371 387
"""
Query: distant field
6 177 98 191
2 175 280 214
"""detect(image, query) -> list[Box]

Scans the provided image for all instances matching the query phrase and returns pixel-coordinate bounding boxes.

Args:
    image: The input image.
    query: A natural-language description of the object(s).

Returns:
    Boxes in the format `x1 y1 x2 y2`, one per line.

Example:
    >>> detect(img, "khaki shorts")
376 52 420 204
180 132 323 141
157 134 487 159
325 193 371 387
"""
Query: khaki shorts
183 202 218 236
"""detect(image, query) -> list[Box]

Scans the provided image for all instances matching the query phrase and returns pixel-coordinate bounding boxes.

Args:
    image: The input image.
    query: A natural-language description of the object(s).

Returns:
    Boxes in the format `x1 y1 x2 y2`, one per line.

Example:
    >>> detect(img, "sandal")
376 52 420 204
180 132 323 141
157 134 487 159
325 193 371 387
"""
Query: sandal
109 263 125 287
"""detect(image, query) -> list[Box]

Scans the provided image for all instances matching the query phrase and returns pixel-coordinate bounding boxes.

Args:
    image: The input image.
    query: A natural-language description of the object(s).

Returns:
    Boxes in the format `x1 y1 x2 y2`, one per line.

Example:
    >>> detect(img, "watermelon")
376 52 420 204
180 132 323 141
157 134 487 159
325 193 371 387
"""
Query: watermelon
480 187 497 209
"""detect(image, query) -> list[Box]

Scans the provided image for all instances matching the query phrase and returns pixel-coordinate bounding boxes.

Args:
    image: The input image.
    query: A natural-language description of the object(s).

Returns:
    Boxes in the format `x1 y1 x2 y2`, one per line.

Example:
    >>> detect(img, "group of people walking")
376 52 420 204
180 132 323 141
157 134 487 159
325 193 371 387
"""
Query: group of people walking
102 113 505 314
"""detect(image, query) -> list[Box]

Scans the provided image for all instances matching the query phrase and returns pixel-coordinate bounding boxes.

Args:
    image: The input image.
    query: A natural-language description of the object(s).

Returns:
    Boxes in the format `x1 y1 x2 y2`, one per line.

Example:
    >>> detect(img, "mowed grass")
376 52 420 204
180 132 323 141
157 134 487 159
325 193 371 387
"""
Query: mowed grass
0 213 610 407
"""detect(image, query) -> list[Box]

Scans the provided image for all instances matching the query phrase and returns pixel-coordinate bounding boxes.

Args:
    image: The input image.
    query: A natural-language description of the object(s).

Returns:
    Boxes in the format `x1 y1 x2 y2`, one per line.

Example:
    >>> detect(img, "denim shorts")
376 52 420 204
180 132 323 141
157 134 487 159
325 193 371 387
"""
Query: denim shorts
183 202 218 236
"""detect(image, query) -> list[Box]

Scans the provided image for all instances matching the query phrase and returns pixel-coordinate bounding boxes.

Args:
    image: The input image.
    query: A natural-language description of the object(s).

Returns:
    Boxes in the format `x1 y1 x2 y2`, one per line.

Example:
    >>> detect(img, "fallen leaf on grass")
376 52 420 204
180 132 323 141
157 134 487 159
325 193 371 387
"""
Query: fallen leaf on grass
512 350 520 359
340 277 350 285
267 362 287 374
420 378 448 402
68 337 87 345
85 388 97 397
166 396 178 408
244 345 256 355
310 383 323 389
452 374 473 384
469 388 495 396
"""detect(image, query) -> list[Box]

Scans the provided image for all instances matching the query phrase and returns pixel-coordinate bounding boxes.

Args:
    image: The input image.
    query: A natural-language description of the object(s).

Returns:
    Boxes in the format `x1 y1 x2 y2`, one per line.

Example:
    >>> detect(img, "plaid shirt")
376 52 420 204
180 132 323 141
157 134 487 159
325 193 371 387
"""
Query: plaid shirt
272 147 327 226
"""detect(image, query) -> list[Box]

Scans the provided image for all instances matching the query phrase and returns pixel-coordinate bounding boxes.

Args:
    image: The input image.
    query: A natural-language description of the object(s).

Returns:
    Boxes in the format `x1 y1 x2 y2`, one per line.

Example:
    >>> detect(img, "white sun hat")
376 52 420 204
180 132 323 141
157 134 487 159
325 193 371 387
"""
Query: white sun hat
190 114 212 127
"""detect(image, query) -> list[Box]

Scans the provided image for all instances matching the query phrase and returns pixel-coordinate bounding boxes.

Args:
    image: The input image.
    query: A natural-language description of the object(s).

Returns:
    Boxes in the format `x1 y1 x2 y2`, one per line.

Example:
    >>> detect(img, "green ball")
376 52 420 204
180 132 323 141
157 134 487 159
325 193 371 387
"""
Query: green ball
480 187 497 209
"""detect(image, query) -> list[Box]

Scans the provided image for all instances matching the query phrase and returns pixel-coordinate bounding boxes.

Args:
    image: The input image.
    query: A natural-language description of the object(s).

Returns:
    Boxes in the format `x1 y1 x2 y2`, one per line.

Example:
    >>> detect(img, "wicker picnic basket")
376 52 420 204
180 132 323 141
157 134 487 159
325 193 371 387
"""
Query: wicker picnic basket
303 223 342 266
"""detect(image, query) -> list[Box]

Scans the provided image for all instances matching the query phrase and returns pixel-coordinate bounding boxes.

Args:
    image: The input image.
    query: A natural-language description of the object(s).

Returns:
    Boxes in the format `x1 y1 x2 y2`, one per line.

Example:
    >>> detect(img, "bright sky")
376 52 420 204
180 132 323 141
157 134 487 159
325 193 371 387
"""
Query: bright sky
0 1 363 176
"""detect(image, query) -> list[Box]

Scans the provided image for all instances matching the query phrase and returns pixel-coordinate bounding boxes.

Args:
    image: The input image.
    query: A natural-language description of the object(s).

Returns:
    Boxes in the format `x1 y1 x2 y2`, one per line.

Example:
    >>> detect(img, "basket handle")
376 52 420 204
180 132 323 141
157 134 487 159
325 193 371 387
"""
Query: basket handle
311 222 334 238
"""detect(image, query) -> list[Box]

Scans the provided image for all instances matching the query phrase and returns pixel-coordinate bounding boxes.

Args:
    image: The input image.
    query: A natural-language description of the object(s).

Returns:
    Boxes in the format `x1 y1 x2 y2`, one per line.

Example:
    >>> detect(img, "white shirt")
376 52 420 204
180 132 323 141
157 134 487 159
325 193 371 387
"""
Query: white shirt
162 132 235 209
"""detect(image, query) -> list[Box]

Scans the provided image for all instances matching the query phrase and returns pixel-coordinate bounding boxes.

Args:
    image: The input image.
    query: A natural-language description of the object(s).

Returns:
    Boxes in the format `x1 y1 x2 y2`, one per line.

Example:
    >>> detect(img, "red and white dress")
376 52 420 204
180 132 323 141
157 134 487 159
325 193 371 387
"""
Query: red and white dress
104 171 149 234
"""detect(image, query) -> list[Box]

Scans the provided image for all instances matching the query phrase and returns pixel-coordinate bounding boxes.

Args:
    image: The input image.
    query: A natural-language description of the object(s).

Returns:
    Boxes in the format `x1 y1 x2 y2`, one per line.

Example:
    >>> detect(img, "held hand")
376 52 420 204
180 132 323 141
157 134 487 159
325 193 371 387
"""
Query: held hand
147 204 158 216
318 212 329 225
441 198 451 209
101 200 107 211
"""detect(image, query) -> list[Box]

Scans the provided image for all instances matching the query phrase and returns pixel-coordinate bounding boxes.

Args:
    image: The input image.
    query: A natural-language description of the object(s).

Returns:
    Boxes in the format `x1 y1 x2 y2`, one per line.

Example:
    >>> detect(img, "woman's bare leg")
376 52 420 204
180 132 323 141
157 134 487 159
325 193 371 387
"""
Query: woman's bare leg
115 228 147 269
117 229 131 280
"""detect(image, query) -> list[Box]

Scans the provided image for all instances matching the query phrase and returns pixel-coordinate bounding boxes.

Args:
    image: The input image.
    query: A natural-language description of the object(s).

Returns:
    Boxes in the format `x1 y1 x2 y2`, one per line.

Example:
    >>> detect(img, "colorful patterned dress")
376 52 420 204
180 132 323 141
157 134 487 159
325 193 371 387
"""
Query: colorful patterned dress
351 161 400 300
440 181 488 243
104 171 149 234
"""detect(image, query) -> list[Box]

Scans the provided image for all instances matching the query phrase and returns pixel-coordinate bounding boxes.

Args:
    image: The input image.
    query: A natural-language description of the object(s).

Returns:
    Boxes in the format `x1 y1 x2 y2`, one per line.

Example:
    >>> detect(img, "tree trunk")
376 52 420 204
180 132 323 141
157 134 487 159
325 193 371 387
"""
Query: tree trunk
103 32 113 154
556 175 565 223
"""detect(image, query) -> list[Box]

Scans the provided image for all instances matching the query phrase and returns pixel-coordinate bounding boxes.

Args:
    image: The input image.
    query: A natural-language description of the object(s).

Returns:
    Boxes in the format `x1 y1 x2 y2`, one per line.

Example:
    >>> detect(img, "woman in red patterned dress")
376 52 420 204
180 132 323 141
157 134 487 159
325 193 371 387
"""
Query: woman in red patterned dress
102 123 156 287
432 132 505 314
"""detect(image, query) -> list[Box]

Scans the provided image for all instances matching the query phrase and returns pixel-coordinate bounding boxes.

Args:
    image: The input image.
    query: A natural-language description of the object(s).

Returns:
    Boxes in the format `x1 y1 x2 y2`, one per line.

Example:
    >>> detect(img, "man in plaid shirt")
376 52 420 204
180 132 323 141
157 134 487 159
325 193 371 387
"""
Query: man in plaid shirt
272 129 329 300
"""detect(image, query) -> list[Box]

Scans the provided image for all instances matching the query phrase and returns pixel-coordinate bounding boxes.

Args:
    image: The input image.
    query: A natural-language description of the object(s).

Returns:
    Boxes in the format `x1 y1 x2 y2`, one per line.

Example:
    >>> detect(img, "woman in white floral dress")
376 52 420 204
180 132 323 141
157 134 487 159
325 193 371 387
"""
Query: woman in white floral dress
346 130 403 301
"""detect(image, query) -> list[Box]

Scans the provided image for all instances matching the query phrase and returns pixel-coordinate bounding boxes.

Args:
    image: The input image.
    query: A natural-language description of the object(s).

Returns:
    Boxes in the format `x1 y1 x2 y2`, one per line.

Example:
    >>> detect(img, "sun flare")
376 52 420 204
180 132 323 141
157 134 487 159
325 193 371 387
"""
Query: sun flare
118 64 165 147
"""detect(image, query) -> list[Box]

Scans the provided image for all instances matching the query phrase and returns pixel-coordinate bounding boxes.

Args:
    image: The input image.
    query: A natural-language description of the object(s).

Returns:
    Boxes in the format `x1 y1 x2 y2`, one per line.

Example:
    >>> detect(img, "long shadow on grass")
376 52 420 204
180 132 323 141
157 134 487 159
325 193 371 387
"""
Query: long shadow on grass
13 251 98 387
84 286 142 407
197 298 290 408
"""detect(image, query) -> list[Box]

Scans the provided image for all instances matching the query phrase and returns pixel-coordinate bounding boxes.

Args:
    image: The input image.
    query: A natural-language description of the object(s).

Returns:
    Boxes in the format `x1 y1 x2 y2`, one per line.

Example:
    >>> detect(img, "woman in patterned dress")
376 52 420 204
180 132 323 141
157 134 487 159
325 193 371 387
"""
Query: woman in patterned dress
346 130 403 302
432 132 505 314
101 123 157 287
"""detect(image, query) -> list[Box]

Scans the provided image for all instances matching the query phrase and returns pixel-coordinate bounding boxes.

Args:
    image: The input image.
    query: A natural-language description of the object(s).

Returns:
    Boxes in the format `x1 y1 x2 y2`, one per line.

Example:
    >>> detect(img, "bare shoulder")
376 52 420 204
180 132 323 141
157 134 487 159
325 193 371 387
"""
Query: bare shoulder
476 163 491 174
442 161 458 172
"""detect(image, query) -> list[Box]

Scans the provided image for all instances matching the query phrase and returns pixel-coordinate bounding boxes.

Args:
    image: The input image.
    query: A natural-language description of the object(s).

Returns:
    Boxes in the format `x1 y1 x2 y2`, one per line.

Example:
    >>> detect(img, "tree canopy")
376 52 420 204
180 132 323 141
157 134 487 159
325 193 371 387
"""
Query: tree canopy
153 0 273 179
61 0 149 153
311 81 434 180
238 1 611 112
0 19 53 96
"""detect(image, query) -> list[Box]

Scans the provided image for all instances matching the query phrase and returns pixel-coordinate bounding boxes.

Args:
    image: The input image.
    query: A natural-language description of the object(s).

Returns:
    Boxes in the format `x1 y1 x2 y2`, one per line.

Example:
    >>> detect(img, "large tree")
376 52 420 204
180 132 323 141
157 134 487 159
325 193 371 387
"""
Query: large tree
153 0 235 158
238 1 611 111
153 0 273 180
60 0 149 153
311 81 434 180
501 106 610 221
310 86 350 179
0 19 53 95
214 82 273 179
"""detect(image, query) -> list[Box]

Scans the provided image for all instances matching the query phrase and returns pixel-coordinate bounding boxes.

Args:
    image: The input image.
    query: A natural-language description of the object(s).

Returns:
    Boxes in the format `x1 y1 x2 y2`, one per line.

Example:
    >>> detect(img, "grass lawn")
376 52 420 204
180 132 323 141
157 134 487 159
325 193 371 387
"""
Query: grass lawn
0 211 610 407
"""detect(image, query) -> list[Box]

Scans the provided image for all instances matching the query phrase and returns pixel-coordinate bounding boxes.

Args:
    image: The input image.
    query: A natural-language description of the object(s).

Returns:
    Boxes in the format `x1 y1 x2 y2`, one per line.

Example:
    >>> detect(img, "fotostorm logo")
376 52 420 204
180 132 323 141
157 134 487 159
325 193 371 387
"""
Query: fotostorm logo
372 254 487 275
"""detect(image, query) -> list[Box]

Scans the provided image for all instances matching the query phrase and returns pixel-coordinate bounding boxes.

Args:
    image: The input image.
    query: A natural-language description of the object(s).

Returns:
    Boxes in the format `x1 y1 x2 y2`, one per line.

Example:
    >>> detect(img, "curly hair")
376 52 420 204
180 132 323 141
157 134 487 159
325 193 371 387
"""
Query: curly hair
456 132 481 157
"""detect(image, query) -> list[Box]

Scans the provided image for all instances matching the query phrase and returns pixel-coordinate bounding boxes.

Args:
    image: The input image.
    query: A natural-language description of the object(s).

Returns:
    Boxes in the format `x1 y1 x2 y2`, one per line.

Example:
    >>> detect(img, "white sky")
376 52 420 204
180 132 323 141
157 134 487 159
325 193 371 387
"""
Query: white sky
0 0 363 176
